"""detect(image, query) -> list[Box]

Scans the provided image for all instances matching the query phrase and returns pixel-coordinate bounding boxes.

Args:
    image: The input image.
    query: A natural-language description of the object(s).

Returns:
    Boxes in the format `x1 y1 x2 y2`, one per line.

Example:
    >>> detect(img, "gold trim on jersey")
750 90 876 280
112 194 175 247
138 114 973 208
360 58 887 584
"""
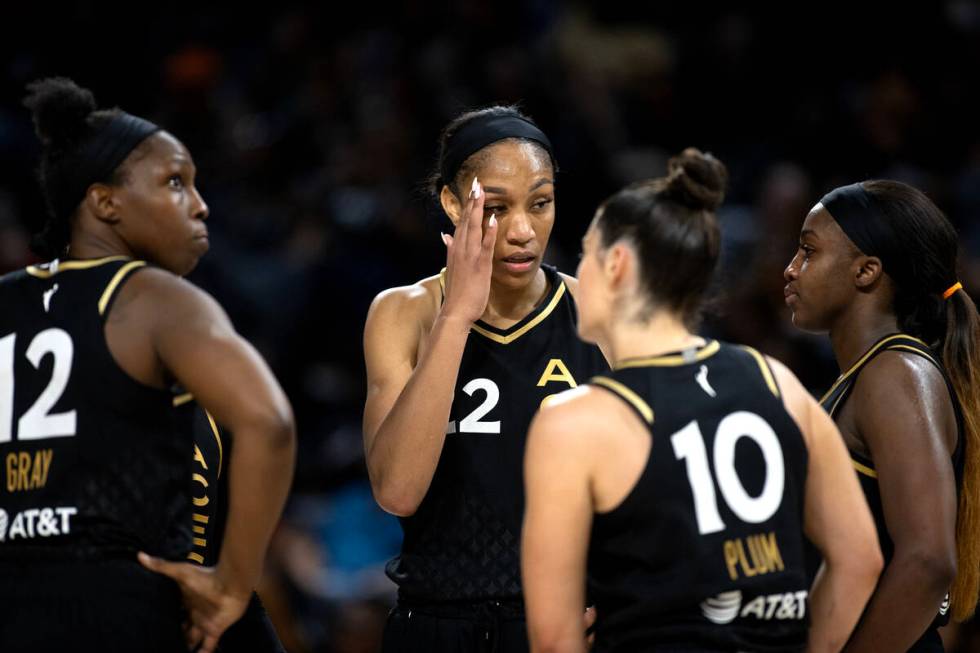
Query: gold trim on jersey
172 396 223 478
438 267 568 345
827 391 847 418
173 393 194 407
852 458 878 478
591 376 654 424
205 410 224 479
25 255 131 278
887 344 941 368
818 334 930 404
739 346 780 397
471 284 566 345
187 552 205 564
98 260 147 315
615 340 721 370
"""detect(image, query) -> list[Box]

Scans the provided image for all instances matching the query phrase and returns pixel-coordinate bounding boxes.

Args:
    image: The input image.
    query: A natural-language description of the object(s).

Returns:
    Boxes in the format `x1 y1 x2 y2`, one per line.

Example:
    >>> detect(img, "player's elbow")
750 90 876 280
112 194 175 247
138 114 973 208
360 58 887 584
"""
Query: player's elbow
824 534 883 592
251 402 296 454
860 543 885 586
528 627 583 653
364 435 424 517
898 545 957 593
372 488 420 517
369 475 421 517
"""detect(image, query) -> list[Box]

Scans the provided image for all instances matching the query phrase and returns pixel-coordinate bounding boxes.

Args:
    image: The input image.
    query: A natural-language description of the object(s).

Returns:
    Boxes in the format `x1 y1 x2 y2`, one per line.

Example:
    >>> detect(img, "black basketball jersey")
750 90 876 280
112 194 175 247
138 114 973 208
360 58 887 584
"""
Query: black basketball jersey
174 394 226 567
587 341 810 652
386 264 608 602
174 397 287 652
819 333 964 630
0 256 191 561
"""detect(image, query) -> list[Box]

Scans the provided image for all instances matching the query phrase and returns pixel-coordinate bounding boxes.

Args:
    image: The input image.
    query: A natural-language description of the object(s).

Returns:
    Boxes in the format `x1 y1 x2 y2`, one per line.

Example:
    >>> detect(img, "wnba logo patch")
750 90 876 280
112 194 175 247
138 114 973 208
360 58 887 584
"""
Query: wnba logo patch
701 590 742 624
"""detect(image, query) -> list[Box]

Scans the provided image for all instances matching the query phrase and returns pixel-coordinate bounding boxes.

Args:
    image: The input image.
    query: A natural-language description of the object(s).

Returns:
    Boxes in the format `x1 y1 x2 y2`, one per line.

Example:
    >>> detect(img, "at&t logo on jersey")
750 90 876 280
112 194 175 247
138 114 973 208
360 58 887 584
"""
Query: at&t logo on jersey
0 505 76 542
701 589 808 624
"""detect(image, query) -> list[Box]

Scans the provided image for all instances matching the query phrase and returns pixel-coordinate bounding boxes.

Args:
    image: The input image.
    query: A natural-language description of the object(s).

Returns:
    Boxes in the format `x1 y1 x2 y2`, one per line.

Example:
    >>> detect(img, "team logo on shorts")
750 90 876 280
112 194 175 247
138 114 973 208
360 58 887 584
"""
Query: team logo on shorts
701 590 742 624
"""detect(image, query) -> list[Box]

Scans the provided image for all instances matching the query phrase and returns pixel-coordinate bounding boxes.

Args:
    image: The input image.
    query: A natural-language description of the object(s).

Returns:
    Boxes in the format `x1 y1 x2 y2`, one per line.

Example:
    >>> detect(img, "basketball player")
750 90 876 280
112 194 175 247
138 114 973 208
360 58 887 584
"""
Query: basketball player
0 78 295 653
362 106 607 651
522 149 883 652
177 397 286 651
784 180 980 651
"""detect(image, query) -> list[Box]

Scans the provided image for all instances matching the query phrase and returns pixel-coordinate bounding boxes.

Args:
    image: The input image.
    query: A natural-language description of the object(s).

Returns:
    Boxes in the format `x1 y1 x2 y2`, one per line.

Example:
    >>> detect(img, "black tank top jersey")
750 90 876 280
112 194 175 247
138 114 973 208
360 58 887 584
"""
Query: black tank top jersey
818 333 964 630
0 256 191 561
174 394 226 567
175 397 287 652
386 264 608 602
587 341 810 653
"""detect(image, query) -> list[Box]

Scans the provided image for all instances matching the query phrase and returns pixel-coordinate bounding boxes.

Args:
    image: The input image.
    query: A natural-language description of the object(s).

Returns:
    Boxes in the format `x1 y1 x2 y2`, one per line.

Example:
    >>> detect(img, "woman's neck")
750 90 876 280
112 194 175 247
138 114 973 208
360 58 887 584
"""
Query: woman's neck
603 310 704 366
828 304 900 374
481 267 550 326
67 223 133 261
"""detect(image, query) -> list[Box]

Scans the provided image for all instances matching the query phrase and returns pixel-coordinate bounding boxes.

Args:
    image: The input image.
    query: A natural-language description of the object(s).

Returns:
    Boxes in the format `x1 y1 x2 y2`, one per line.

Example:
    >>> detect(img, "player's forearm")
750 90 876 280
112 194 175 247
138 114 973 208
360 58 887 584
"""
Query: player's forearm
215 417 296 597
367 312 471 516
843 550 954 652
806 555 880 653
528 621 588 653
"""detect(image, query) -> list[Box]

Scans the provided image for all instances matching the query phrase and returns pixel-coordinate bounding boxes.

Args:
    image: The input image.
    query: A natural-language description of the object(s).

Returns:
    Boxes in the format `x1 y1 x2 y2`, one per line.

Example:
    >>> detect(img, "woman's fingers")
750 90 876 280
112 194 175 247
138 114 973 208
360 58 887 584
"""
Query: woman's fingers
482 214 497 254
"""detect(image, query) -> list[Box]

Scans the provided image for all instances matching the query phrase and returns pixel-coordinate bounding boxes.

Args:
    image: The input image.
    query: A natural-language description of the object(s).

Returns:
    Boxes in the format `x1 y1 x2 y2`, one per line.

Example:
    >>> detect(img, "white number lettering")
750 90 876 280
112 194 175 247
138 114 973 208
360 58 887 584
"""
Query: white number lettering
713 412 784 524
671 411 785 534
457 378 500 434
671 420 725 534
1 329 77 441
0 333 14 443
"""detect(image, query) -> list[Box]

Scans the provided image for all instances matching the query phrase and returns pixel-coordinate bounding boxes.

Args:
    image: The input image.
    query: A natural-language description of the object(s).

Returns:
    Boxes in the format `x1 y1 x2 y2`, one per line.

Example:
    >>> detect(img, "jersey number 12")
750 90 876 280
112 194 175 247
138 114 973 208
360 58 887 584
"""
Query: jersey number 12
0 329 77 442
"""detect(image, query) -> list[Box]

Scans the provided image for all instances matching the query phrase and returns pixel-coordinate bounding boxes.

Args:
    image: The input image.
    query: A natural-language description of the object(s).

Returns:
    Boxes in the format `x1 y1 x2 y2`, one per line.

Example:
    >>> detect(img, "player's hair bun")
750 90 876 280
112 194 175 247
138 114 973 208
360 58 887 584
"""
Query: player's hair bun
661 147 728 212
23 77 97 148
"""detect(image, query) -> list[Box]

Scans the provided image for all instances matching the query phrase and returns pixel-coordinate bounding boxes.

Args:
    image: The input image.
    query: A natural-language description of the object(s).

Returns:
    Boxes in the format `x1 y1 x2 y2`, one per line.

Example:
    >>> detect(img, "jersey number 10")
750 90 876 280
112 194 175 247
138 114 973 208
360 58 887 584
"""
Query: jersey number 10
0 329 77 442
671 411 785 535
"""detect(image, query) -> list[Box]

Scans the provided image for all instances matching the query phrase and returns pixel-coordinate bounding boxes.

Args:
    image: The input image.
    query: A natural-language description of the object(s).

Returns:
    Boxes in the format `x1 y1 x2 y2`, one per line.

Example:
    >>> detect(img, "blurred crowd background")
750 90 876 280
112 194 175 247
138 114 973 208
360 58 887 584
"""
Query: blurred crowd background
2 2 979 651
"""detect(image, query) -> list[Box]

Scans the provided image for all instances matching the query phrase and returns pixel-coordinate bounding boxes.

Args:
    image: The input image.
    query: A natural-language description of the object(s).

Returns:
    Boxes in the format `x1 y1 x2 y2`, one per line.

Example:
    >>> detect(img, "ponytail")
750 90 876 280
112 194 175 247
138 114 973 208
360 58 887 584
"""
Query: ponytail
944 287 980 621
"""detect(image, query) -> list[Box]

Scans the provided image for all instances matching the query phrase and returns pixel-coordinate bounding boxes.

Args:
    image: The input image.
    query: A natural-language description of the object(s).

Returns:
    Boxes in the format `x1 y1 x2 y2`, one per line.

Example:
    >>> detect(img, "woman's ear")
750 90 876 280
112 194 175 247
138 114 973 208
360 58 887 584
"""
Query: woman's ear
855 255 883 290
604 242 633 292
440 185 461 227
85 183 121 225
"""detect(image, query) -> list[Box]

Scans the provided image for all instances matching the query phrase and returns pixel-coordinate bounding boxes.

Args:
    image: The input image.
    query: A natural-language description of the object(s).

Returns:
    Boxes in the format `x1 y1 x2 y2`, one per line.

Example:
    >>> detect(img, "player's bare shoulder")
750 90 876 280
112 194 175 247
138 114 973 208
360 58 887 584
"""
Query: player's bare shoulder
535 384 634 445
364 273 444 364
558 271 580 300
367 273 441 330
108 265 222 328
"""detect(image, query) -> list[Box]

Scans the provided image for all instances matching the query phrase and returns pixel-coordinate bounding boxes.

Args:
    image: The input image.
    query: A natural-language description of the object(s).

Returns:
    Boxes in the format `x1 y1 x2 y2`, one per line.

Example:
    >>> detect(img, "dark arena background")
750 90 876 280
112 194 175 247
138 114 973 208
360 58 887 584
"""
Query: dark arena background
1 2 978 651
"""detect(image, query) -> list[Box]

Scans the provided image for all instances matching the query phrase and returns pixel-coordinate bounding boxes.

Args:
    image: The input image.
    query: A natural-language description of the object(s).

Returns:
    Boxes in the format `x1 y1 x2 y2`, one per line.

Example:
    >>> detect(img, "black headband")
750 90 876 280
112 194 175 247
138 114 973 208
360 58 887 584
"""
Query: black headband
820 182 917 292
55 112 160 220
440 115 553 190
